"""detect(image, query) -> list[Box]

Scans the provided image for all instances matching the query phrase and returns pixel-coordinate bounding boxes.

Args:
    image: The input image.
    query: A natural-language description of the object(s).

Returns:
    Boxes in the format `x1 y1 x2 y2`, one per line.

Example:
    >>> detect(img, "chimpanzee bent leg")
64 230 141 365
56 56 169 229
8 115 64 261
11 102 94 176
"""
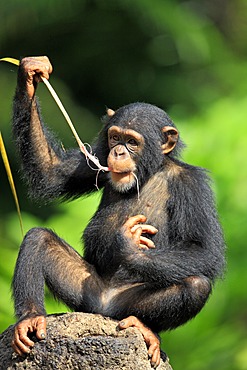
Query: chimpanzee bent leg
12 227 105 355
102 276 211 367
103 276 211 332
12 227 104 319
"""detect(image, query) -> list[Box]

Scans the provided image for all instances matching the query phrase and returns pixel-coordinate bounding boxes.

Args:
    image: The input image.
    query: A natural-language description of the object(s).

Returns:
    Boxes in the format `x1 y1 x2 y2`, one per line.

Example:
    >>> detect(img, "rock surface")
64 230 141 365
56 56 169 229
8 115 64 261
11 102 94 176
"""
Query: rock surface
0 312 173 369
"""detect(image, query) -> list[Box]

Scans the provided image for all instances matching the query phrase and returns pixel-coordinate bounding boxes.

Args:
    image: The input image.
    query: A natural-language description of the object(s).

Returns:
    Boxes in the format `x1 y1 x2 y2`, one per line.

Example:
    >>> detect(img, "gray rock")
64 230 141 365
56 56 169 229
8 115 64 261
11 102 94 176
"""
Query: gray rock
0 313 173 370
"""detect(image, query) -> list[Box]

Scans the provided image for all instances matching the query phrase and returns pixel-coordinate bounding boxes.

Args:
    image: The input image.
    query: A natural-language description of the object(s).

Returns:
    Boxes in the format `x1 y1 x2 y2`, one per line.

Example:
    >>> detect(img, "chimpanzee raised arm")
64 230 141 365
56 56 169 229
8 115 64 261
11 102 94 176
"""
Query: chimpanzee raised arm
12 56 107 200
11 56 225 368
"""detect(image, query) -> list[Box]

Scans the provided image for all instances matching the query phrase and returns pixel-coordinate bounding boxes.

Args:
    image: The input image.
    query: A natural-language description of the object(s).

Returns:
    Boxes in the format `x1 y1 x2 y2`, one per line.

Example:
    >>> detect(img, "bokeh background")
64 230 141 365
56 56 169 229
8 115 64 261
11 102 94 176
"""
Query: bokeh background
0 1 247 369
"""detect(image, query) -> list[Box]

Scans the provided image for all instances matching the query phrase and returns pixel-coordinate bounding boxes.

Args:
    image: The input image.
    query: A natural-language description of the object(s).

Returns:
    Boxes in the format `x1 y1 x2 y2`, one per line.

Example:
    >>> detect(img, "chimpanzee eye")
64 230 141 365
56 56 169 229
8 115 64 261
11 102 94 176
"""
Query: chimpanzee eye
112 135 120 142
128 138 138 146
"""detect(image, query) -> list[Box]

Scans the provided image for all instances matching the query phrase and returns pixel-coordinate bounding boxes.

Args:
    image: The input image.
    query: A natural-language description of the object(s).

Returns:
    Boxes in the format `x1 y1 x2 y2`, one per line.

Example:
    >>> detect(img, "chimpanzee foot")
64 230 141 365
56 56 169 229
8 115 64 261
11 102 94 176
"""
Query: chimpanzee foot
118 315 160 368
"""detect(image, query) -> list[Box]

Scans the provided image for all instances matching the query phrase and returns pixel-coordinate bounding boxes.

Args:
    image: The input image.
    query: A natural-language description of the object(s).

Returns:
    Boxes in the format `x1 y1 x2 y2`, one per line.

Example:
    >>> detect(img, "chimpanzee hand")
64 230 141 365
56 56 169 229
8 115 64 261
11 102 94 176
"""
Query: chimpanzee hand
12 315 46 356
19 56 53 99
122 215 158 250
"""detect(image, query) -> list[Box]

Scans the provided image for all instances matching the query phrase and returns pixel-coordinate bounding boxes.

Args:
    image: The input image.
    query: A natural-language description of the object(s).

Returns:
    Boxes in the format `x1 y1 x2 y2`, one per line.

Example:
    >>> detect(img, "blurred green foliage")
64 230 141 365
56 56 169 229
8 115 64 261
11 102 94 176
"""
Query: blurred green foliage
0 1 247 369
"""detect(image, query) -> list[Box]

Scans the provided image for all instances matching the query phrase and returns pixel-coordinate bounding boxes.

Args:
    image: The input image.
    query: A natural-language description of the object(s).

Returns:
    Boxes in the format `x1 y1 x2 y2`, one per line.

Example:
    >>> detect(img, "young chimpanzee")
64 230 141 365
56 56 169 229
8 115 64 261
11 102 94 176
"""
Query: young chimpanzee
11 56 225 367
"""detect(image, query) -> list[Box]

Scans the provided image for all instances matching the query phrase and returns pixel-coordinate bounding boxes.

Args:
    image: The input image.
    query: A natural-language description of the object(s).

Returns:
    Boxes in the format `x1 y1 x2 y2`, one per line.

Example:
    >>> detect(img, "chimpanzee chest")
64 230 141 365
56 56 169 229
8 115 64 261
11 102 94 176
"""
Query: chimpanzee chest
83 172 170 259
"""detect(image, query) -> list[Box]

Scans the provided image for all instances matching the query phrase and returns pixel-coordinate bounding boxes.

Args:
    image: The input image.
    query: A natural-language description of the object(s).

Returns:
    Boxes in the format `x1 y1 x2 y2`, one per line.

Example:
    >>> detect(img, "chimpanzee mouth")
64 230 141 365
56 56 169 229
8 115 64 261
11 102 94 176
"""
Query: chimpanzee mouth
111 171 133 183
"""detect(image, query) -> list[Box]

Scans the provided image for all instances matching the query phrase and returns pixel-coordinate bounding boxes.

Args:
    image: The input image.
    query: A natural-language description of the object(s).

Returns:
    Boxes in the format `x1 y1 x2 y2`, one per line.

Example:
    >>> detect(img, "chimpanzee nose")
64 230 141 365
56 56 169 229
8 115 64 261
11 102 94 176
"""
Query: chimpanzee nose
113 145 126 158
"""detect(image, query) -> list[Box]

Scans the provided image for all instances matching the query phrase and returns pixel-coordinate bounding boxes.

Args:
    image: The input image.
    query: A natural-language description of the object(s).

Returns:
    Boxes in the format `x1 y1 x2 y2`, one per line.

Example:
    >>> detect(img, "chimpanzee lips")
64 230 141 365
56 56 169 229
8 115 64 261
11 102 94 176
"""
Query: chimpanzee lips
110 171 133 184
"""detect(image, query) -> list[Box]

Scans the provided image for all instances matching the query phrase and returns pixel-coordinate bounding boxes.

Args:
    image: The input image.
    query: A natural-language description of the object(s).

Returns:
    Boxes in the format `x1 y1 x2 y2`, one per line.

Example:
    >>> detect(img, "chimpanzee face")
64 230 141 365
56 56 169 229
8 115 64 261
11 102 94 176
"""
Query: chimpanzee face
107 125 144 192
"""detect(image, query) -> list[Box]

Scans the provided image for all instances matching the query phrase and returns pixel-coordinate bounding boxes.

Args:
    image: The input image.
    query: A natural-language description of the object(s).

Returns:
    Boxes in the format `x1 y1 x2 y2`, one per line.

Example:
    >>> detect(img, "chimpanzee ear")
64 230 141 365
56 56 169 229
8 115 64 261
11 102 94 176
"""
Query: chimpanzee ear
106 108 116 117
161 126 179 154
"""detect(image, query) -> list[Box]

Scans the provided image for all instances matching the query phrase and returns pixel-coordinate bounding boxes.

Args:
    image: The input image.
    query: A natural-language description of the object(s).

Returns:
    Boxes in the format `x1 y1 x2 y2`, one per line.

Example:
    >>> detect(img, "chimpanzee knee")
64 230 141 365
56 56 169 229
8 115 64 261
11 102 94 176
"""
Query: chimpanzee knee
185 276 212 300
183 276 212 319
22 227 55 248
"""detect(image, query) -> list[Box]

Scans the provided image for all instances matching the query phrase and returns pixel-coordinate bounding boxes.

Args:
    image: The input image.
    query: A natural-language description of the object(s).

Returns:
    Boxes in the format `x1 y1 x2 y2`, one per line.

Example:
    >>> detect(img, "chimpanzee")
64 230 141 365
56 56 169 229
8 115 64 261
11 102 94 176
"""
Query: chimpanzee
11 56 225 367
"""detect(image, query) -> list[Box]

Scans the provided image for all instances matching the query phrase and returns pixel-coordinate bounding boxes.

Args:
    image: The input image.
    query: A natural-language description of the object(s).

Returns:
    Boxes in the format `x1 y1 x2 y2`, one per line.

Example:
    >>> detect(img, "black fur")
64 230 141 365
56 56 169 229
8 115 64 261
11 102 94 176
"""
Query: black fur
12 80 225 334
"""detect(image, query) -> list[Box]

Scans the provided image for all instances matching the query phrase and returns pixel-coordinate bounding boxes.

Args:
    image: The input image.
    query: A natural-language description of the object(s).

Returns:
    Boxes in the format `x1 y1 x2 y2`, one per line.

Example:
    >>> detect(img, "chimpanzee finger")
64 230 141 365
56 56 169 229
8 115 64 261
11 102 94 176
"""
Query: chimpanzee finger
122 215 147 240
12 328 34 355
12 337 32 355
132 228 156 249
139 236 156 249
34 316 47 340
139 243 149 250
148 340 160 368
123 215 147 231
33 56 53 74
15 324 35 346
132 227 143 245
11 340 26 356
131 224 158 235
32 67 50 82
21 56 53 74
148 344 161 368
